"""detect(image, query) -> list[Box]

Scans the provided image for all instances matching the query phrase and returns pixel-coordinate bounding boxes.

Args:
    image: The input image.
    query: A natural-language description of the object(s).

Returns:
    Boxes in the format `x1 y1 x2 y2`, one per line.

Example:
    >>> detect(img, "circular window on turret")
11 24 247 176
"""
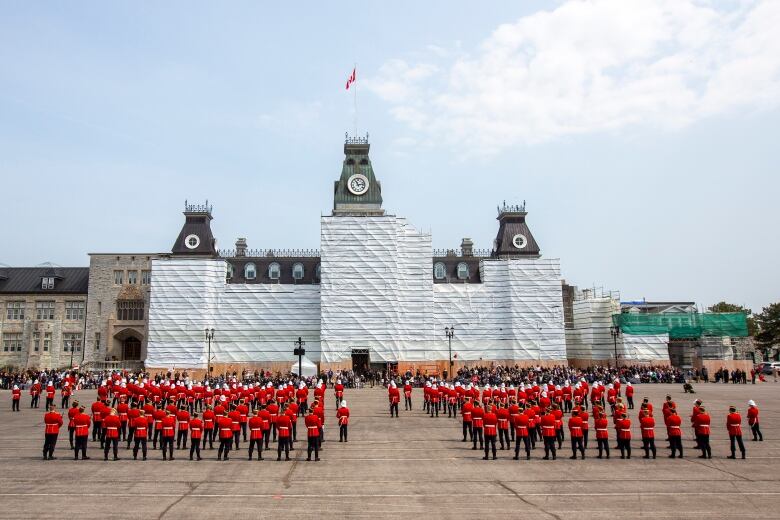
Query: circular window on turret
185 234 200 249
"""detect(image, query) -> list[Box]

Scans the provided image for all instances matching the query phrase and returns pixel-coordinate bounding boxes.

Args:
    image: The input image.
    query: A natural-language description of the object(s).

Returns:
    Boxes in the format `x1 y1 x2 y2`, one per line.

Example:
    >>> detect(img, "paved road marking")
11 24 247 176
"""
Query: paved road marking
2 491 779 498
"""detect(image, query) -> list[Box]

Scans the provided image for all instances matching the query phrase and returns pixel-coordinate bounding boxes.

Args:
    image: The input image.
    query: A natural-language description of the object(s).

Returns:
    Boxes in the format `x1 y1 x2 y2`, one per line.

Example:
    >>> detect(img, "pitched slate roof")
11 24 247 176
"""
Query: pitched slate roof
0 267 89 294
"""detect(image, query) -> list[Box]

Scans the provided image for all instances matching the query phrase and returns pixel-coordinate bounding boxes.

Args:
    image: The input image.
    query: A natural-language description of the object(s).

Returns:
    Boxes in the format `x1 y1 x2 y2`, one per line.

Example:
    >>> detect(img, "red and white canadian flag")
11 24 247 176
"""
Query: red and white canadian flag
345 67 356 90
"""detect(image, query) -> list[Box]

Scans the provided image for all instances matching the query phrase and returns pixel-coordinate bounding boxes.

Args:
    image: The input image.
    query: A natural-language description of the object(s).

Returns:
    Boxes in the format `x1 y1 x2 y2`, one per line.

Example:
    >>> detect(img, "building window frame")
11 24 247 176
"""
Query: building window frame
292 262 304 281
127 270 138 285
63 332 82 353
43 332 51 352
117 300 144 321
456 262 469 280
114 270 124 285
244 262 257 280
36 301 55 320
65 301 85 321
268 262 281 280
6 301 25 320
3 332 23 352
433 262 446 280
141 270 151 285
41 277 55 290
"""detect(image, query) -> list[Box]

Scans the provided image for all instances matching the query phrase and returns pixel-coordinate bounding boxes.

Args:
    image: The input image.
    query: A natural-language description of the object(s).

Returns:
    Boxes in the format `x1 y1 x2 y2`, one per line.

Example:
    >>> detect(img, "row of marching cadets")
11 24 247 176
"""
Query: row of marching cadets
41 377 351 462
11 379 76 411
386 378 763 461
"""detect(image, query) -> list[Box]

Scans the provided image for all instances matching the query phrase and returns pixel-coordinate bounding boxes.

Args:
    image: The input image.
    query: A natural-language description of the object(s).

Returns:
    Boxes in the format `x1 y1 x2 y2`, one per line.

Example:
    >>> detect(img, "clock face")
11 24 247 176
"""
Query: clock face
512 234 527 249
347 174 369 196
185 234 201 249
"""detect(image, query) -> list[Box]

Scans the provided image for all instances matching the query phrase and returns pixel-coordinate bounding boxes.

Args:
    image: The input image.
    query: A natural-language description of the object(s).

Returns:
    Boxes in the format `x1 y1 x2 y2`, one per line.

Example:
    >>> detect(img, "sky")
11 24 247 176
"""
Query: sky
0 1 778 313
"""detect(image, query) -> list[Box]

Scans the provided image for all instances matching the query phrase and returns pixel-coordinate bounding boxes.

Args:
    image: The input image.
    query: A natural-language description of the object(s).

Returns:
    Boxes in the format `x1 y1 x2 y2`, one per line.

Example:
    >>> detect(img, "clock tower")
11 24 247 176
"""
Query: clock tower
333 134 384 216
492 201 541 258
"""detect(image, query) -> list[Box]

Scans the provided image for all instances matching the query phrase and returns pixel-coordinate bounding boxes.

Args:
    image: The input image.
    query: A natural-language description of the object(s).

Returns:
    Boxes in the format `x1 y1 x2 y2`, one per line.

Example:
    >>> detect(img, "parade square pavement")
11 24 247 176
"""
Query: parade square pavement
0 382 779 519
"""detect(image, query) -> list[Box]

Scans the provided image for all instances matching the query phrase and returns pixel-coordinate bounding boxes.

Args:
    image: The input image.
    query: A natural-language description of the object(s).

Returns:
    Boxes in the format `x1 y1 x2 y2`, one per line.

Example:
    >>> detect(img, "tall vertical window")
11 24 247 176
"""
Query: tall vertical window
141 270 151 285
41 277 55 289
292 263 304 281
244 263 256 280
315 263 321 282
433 262 446 280
95 332 101 350
268 262 281 280
456 262 469 280
36 301 55 320
114 270 124 285
117 300 144 321
127 270 138 284
65 301 85 320
33 331 40 352
3 333 23 352
226 264 233 280
6 301 24 320
43 333 51 352
63 333 82 352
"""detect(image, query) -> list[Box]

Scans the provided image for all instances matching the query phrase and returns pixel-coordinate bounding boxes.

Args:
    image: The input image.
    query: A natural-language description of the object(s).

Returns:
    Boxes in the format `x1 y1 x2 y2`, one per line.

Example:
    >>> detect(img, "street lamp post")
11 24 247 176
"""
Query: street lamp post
610 325 621 368
205 328 215 380
293 336 306 379
445 326 455 380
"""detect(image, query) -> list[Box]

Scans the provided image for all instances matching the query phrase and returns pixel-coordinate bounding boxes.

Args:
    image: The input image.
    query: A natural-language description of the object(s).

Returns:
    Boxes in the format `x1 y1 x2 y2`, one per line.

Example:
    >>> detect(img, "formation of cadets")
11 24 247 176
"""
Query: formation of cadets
37 375 352 462
389 378 764 461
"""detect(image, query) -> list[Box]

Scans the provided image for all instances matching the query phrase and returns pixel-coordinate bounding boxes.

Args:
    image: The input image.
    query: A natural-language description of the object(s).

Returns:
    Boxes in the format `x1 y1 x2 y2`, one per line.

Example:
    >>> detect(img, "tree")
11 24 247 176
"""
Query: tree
755 303 780 349
707 301 758 336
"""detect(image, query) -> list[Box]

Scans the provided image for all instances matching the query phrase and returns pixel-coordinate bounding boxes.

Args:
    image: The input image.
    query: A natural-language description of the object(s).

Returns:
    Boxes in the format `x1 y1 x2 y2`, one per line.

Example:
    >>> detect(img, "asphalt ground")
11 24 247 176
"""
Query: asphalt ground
0 382 778 519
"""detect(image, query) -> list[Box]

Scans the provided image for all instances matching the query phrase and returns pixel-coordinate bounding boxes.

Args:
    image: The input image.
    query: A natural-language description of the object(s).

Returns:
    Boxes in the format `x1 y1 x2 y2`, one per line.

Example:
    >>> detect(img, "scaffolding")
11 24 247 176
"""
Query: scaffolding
612 312 748 339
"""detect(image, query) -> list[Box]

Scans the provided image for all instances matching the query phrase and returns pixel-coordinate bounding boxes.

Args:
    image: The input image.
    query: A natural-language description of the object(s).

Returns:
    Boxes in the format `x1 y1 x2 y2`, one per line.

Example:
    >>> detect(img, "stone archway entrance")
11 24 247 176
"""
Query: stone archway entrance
122 336 141 360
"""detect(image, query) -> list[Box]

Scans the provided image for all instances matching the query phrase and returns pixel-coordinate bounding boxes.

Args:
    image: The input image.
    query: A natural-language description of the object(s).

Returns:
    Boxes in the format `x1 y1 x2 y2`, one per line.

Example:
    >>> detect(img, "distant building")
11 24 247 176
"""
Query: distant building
0 264 88 369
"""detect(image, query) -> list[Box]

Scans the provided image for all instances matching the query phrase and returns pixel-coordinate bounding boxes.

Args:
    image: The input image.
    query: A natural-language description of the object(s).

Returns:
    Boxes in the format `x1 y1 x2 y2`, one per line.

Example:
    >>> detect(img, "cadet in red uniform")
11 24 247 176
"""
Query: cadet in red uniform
116 401 129 441
666 408 683 458
388 382 400 417
640 409 656 459
42 404 63 460
304 408 321 461
212 411 229 460
403 381 413 410
334 380 345 410
236 399 249 442
132 410 148 460
228 407 241 450
103 409 122 461
189 412 203 460
471 401 484 451
337 400 350 442
11 385 21 411
625 382 634 409
67 400 79 449
617 413 632 459
512 407 531 460
541 410 557 460
594 408 610 459
91 399 105 444
247 410 264 460
482 405 498 460
694 406 712 459
152 407 166 450
73 406 91 460
160 410 176 461
747 400 762 441
276 411 292 461
176 406 190 450
202 405 216 449
726 406 745 459
461 400 473 442
497 403 511 450
61 382 72 409
568 410 585 459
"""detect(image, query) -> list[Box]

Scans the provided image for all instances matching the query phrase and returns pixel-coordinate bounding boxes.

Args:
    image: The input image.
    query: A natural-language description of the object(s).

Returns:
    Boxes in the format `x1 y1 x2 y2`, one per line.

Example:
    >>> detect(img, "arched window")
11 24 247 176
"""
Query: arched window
268 262 281 280
433 262 446 280
292 262 304 281
226 263 234 280
456 262 469 280
315 263 321 282
244 262 256 280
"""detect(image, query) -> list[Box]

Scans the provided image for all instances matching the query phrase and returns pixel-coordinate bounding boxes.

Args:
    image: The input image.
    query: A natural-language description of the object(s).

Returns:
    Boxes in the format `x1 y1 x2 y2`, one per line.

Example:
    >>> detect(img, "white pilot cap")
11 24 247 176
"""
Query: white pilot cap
341 400 347 408
13 385 19 390
627 382 632 386
748 400 756 406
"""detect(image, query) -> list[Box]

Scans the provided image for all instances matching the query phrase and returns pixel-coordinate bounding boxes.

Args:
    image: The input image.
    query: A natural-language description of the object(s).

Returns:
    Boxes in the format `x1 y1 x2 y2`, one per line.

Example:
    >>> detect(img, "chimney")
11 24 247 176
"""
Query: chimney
460 238 474 257
235 238 247 257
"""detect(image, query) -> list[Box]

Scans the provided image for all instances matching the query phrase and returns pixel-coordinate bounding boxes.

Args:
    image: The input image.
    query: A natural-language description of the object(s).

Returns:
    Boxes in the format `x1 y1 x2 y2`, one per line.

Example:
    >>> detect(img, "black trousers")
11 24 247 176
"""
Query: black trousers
190 438 202 459
307 437 319 460
205 427 214 448
153 428 162 449
12 399 20 411
126 426 135 448
92 422 101 441
514 435 531 458
484 434 497 459
571 436 585 458
390 402 399 417
627 396 634 409
564 400 572 413
233 431 240 450
583 429 589 449
472 427 484 449
404 396 412 410
31 394 40 408
61 396 70 408
462 422 472 441
618 438 632 458
218 438 231 460
177 429 188 449
642 437 657 458
751 423 763 441
74 435 88 459
597 437 610 458
43 433 58 459
729 435 745 457
133 437 147 459
263 429 271 449
68 427 75 448
557 427 565 448
248 438 262 460
339 424 348 442
669 435 683 457
543 436 557 459
429 402 438 417
241 423 247 441
277 437 291 460
697 434 711 458
498 428 511 449
103 437 119 460
161 437 174 460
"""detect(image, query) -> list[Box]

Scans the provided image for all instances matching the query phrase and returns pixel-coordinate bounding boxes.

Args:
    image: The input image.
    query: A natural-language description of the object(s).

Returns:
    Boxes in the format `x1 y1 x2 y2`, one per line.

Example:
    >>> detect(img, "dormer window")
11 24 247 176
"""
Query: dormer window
315 263 321 282
433 262 446 280
292 263 304 281
268 262 281 280
226 263 234 280
244 262 256 280
456 262 469 280
41 277 55 290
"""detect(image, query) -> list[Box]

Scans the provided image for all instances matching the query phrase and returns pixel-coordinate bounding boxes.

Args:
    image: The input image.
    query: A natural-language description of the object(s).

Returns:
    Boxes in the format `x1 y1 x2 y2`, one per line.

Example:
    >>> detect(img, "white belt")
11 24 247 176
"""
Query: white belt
571 427 582 430
191 428 201 432
728 424 740 427
106 427 118 431
219 428 231 432
596 428 608 431
278 427 289 431
620 429 631 432
307 426 319 430
250 428 262 432
136 427 147 432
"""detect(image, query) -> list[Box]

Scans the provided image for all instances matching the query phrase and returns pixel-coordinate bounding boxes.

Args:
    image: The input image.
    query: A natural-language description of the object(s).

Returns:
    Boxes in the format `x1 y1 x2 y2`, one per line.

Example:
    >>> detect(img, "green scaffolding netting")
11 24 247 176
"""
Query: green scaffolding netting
612 312 748 339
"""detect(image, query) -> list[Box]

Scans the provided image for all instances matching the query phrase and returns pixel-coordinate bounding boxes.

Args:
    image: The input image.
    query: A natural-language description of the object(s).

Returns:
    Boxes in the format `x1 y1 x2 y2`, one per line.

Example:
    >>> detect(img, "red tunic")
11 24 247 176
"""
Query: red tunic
133 416 148 438
471 406 484 428
483 412 498 436
217 416 233 439
305 414 321 437
512 413 529 437
666 414 682 437
337 407 350 425
568 416 584 438
74 413 91 436
694 413 711 436
461 402 473 423
617 418 632 440
276 415 292 438
726 412 742 436
161 416 176 438
640 416 655 439
103 415 121 439
594 416 609 439
541 414 557 438
248 416 263 440
44 411 63 434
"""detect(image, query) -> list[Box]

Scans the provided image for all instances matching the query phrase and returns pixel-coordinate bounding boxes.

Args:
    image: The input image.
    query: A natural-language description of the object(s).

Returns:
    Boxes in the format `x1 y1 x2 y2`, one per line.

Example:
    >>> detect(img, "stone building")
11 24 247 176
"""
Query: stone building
0 264 89 370
83 254 160 370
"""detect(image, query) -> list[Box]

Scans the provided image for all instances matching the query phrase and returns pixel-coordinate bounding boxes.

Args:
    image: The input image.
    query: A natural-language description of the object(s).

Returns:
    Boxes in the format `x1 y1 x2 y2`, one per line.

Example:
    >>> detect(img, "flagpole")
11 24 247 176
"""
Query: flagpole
353 62 358 137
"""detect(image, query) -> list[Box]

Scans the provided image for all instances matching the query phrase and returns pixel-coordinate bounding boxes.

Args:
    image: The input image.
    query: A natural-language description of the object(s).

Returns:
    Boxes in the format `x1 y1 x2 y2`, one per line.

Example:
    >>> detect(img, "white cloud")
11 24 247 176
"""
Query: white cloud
366 0 780 155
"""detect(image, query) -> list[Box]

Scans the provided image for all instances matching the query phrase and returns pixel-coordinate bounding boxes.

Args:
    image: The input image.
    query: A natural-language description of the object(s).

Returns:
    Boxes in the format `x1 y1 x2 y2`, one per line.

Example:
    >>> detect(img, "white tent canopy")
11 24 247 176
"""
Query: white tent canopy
291 357 318 378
